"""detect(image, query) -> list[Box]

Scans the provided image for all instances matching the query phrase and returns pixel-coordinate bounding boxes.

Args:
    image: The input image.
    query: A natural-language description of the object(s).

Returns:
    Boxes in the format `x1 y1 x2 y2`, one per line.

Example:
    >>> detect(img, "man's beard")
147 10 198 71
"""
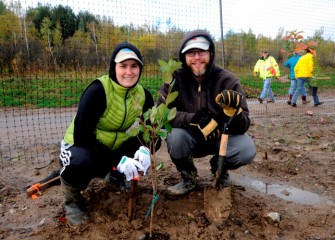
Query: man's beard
193 68 206 76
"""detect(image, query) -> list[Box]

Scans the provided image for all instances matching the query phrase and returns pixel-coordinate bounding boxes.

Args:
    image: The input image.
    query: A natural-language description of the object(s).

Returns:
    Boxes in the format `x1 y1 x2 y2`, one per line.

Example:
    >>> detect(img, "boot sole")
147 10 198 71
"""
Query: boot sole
164 186 197 200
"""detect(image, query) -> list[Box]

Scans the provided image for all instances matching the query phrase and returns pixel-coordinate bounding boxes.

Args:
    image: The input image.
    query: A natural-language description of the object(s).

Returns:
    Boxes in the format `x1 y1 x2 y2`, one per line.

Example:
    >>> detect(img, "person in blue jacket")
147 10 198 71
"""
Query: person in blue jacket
284 52 310 105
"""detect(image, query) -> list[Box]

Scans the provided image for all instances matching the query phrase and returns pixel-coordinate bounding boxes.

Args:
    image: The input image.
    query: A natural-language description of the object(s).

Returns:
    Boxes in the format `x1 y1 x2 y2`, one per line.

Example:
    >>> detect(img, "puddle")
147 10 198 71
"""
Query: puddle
232 174 334 206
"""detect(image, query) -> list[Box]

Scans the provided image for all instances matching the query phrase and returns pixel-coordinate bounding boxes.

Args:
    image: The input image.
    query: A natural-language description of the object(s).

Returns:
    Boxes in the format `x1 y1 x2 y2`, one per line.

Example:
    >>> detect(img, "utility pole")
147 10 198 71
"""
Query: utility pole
219 0 225 68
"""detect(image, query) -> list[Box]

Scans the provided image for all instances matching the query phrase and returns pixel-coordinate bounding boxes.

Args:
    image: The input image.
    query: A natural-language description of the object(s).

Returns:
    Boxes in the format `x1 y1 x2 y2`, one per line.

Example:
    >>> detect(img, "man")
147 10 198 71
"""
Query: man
157 29 256 198
253 50 281 103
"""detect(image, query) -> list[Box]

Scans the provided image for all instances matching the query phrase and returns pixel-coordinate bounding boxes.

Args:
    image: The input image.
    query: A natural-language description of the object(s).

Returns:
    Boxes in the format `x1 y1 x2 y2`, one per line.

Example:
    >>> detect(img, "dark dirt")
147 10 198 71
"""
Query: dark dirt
0 96 335 240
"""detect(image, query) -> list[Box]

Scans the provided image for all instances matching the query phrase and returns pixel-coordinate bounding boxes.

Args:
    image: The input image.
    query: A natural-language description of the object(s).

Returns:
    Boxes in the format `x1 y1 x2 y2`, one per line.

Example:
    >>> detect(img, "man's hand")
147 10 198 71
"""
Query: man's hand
134 146 151 175
253 71 257 77
190 110 221 142
215 90 243 117
117 156 144 181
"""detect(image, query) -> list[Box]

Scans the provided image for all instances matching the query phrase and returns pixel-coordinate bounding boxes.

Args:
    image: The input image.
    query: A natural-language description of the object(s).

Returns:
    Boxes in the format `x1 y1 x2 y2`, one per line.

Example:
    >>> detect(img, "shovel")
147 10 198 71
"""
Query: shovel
204 126 232 224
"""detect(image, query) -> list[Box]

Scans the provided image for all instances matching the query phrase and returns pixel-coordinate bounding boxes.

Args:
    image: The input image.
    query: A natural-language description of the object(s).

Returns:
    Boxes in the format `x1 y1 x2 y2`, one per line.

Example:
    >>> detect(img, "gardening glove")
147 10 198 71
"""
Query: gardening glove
215 90 243 117
189 110 221 142
117 156 144 181
134 146 151 175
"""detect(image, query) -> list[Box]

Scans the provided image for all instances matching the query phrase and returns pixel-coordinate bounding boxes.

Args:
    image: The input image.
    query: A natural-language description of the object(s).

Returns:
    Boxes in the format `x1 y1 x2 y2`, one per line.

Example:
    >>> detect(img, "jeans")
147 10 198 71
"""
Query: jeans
166 128 256 170
292 78 308 104
289 79 307 96
306 80 321 105
313 95 320 104
260 78 274 100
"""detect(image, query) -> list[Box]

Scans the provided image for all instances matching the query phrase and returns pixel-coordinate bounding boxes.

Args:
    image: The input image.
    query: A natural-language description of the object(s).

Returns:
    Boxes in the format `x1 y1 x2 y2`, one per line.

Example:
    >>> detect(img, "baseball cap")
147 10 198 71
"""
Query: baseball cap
114 48 143 65
181 36 210 53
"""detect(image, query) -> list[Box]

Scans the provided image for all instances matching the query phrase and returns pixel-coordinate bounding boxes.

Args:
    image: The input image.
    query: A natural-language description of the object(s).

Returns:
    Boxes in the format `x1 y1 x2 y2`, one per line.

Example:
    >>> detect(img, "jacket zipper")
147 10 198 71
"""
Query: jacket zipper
110 89 129 148
197 84 201 110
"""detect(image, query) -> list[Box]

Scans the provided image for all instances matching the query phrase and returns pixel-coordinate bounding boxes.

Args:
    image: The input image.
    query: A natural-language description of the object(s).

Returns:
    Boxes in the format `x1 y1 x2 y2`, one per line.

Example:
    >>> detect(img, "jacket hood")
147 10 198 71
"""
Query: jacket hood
109 42 143 86
179 29 216 74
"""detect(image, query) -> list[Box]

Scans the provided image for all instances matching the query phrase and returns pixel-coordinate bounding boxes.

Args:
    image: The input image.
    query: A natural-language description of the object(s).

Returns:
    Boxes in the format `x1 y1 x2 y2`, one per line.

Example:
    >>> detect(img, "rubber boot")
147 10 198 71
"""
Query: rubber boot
61 178 90 225
210 154 232 188
302 96 310 104
287 95 292 105
166 155 198 198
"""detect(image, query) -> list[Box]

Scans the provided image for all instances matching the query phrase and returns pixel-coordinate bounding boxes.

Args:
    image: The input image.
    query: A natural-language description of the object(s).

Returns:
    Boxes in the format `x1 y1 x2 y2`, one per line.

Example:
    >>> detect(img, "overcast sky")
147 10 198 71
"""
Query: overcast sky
19 0 335 40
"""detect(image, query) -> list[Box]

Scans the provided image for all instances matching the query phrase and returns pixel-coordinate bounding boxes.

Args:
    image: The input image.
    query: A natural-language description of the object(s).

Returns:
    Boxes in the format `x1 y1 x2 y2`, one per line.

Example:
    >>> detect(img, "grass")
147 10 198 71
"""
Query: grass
1 72 335 108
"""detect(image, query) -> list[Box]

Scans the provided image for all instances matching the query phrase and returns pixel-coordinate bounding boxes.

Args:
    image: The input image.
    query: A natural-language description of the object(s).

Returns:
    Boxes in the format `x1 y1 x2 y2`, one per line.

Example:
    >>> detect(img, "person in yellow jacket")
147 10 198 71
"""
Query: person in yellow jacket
253 50 281 103
291 48 323 107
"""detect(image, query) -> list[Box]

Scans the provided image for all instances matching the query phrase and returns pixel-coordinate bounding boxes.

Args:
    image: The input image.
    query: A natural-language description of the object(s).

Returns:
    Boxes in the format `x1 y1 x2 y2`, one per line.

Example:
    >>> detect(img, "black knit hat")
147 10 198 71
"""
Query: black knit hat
109 42 143 85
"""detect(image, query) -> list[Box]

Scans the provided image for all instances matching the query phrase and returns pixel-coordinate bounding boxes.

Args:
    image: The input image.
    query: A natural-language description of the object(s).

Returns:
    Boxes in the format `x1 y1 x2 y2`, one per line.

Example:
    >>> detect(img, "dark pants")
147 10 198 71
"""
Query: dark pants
166 128 256 170
59 137 142 187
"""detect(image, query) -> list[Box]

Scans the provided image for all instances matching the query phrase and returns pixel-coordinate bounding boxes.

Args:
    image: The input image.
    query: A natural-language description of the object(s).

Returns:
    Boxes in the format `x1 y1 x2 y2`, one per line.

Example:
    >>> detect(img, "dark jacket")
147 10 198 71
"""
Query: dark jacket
157 30 250 135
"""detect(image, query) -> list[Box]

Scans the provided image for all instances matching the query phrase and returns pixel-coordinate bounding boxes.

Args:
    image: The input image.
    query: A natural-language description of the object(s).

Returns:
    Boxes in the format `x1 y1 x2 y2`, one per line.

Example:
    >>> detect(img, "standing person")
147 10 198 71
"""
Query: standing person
284 52 310 105
59 42 158 225
292 47 323 107
253 50 281 103
157 29 256 198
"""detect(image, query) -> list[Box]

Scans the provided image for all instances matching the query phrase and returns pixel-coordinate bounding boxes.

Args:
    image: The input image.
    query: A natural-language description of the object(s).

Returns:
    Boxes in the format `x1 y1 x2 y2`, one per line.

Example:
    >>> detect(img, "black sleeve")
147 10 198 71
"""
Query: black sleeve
143 88 155 112
73 80 112 155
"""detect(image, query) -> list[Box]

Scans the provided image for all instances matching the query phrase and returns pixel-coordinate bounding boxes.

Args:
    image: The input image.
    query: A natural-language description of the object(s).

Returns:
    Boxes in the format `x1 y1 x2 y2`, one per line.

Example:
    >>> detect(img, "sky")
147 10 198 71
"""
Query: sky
18 0 335 41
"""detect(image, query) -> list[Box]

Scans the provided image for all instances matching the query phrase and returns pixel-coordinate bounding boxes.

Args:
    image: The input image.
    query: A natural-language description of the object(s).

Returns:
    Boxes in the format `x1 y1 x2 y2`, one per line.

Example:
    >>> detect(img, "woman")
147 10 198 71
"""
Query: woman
291 47 323 107
284 52 309 105
59 42 156 225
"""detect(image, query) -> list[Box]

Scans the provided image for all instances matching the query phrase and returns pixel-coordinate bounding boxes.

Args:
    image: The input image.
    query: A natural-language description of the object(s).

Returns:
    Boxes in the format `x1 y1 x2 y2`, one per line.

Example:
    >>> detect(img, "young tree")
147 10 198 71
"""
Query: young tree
130 59 181 238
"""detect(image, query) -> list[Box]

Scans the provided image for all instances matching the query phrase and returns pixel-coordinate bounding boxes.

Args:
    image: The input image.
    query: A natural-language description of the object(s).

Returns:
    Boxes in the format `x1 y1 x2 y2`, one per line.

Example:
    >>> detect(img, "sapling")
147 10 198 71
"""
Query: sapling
129 59 181 238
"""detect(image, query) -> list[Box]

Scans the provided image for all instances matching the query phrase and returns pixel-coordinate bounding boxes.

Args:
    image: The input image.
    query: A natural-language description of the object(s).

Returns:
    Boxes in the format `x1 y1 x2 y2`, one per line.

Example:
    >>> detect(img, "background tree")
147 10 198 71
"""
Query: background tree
77 11 98 33
51 5 76 41
0 0 6 14
26 3 52 37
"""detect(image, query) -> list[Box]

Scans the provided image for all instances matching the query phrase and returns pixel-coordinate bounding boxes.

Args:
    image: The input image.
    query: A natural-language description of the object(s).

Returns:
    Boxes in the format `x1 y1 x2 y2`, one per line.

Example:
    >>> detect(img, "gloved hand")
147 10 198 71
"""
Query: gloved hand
189 110 221 142
215 90 243 117
134 146 151 175
117 156 144 181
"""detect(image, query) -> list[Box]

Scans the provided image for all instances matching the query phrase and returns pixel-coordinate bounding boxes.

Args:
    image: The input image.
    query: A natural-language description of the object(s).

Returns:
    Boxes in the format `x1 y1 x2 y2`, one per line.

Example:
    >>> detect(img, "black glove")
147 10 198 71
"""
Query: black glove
215 90 243 117
189 110 221 142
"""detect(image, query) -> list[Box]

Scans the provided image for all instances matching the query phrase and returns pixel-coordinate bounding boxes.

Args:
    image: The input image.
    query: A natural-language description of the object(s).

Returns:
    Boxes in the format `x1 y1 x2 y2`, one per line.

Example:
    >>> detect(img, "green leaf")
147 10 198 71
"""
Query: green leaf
128 128 139 137
166 91 178 105
164 122 172 133
157 130 167 138
158 59 169 72
167 107 177 122
156 162 164 170
139 125 145 132
143 131 150 143
158 59 182 84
